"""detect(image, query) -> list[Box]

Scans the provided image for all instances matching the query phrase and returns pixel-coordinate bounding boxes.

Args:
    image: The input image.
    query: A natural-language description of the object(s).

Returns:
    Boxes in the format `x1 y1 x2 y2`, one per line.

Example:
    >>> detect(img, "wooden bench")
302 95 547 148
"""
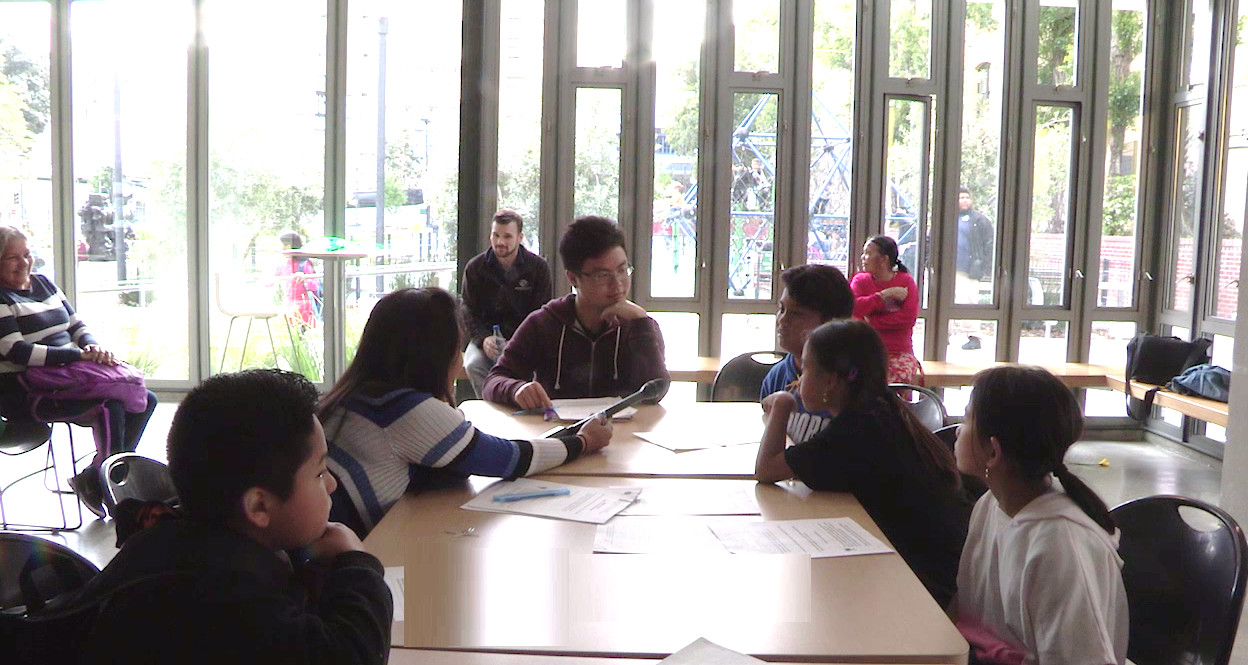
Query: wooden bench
457 355 1230 426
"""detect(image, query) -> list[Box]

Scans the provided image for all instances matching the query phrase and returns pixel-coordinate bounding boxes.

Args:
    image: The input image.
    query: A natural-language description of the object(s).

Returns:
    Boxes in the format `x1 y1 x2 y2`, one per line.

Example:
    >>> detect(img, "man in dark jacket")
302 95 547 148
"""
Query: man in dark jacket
483 216 669 409
955 186 994 304
73 370 392 664
460 209 553 397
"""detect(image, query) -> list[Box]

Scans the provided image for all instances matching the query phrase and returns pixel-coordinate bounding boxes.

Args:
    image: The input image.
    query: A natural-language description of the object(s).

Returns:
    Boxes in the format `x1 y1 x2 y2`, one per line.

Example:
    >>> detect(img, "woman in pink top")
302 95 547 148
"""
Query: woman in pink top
850 235 922 384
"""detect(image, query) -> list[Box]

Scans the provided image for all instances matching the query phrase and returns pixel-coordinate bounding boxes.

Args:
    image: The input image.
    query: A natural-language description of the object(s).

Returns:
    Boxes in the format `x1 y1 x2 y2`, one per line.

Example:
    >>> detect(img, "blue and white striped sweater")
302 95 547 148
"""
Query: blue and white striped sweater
0 274 97 373
323 389 582 536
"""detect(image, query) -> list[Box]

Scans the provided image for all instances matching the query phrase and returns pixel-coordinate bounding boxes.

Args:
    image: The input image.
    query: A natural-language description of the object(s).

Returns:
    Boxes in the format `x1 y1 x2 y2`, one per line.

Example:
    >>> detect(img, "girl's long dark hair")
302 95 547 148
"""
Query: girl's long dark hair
805 320 959 489
319 287 465 419
868 235 909 274
968 365 1115 534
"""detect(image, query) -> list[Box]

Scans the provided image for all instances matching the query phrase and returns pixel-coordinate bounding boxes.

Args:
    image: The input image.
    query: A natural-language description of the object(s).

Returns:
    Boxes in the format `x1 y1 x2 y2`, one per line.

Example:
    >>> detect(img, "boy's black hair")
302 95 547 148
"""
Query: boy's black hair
559 216 627 274
167 369 321 524
780 264 853 320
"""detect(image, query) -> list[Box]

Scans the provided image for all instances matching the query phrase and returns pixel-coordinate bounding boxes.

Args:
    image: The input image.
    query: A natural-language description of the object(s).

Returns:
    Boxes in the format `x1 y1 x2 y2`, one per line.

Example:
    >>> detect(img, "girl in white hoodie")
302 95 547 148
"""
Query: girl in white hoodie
951 365 1128 665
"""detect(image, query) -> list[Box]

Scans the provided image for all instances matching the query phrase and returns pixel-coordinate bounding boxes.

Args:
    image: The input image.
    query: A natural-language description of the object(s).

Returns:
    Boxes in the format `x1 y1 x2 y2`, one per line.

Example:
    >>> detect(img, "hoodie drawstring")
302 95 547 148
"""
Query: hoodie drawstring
554 325 567 390
613 328 621 380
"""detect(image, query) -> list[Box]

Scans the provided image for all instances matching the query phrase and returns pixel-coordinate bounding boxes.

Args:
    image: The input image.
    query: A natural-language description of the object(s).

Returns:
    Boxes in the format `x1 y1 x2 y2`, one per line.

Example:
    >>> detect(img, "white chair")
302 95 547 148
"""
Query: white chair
214 273 302 374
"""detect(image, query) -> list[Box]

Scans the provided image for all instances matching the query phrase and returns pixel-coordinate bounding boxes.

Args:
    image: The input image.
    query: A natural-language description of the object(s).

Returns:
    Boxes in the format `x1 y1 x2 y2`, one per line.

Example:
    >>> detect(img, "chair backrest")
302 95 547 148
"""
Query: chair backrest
99 453 178 511
1111 495 1248 665
711 351 786 402
932 424 989 501
889 383 947 431
0 533 99 614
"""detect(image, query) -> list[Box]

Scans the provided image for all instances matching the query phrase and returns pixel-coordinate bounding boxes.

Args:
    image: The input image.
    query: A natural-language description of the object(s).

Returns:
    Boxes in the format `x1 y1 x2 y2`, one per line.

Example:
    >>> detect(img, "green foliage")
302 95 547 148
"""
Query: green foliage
384 175 406 213
1102 175 1137 237
1037 7 1076 87
0 42 49 136
889 4 931 78
0 68 33 171
965 3 999 33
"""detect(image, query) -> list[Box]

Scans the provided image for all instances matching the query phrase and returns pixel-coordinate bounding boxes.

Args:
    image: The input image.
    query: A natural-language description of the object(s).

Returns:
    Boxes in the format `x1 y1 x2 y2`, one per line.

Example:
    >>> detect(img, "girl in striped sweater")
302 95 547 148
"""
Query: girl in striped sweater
318 287 611 537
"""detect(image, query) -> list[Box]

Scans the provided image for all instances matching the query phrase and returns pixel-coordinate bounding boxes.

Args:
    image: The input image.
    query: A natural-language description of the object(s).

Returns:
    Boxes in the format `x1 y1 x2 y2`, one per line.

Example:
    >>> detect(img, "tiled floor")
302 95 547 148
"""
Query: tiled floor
1 405 1242 661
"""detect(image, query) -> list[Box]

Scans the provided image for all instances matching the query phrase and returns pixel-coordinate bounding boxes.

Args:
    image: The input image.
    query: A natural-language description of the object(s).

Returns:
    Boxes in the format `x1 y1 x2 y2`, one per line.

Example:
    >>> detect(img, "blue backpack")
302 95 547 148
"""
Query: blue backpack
1168 364 1231 402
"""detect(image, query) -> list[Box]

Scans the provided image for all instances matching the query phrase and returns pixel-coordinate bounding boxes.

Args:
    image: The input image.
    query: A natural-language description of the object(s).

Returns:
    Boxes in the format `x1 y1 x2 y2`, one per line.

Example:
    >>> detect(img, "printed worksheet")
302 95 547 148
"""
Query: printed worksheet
548 397 637 422
593 517 729 554
617 483 760 516
635 429 760 452
383 566 404 622
708 517 894 558
461 478 640 524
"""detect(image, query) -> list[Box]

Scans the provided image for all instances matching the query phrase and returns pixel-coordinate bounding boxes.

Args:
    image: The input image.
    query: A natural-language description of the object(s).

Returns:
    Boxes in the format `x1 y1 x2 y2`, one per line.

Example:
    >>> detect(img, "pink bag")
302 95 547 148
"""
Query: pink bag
18 361 149 414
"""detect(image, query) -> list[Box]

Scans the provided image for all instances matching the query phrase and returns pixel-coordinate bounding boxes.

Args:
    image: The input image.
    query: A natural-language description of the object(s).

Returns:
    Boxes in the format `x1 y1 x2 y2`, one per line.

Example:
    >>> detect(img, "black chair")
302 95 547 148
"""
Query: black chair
711 351 786 402
889 383 947 431
99 453 178 513
933 424 989 500
1111 495 1248 665
0 416 82 531
0 533 101 665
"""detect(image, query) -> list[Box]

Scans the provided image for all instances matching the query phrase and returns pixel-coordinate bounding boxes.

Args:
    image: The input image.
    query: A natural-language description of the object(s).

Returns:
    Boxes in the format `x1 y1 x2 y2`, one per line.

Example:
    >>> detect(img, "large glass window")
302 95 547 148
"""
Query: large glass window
807 0 856 274
0 2 52 277
1213 0 1248 322
70 0 191 382
734 0 781 73
650 1 704 299
206 0 327 379
889 0 932 79
728 92 777 301
1168 104 1201 313
1036 0 1079 87
1028 105 1075 309
1097 0 1146 310
956 0 1004 305
883 97 932 305
498 0 545 257
573 87 622 221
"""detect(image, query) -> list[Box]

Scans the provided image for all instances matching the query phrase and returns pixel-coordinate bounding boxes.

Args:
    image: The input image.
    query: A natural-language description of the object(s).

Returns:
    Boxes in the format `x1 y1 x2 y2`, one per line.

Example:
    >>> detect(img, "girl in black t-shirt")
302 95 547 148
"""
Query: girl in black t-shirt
755 319 970 607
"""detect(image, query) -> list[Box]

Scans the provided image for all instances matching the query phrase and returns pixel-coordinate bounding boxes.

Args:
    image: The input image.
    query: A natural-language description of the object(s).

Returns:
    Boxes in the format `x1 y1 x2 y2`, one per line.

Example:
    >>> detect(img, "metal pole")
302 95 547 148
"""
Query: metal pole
375 16 388 296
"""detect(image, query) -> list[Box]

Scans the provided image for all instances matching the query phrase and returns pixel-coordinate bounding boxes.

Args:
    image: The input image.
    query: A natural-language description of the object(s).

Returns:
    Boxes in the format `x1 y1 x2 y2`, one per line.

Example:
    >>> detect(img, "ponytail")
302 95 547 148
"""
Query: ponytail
970 365 1115 535
889 393 959 490
1053 463 1115 534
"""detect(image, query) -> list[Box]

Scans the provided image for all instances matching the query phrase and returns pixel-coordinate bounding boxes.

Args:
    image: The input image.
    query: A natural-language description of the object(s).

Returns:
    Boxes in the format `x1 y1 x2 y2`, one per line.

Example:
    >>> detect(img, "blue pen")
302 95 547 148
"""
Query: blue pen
492 487 572 502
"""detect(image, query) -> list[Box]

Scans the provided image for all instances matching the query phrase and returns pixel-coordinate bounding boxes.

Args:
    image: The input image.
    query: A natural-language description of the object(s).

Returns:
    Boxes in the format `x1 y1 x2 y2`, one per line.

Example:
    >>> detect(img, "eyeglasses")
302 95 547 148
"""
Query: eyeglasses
578 264 634 285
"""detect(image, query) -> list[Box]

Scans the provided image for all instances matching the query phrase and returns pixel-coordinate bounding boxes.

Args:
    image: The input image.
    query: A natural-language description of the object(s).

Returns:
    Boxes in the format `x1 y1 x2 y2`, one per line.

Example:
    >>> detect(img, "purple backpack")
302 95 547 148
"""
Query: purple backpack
18 361 149 414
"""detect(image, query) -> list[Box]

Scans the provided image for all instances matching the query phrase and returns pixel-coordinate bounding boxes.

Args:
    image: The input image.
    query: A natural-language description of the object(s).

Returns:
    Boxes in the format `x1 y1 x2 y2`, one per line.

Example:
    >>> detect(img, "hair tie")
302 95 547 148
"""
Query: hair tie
846 368 859 382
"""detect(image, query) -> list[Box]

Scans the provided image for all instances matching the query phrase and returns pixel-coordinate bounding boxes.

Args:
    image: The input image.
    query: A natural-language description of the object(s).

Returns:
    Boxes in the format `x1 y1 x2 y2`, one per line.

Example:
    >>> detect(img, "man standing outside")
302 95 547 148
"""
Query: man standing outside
955 186 994 305
461 209 552 397
483 216 669 409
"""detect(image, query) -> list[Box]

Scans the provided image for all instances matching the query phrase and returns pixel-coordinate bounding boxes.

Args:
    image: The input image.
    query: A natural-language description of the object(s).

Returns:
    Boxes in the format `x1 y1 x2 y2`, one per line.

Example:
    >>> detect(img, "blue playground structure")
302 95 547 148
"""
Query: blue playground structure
656 95 921 299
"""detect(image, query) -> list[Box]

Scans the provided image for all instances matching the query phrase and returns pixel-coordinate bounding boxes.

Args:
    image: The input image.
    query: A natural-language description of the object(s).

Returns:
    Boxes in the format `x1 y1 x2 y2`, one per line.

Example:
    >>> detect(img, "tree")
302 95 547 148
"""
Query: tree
1037 7 1076 87
0 69 33 175
0 43 49 137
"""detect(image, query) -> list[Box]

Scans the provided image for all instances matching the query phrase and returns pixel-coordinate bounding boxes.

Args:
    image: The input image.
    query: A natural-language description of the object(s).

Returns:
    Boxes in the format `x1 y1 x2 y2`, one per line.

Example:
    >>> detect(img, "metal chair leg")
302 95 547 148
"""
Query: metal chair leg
220 315 238 373
239 317 255 371
283 316 304 375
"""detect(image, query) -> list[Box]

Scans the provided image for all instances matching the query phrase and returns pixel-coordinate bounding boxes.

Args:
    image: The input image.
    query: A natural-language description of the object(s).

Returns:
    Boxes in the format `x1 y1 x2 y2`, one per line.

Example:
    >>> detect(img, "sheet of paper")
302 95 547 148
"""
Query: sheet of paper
660 637 766 664
383 566 404 623
635 429 760 452
462 478 640 524
617 483 760 516
593 517 730 554
549 397 637 422
709 517 894 559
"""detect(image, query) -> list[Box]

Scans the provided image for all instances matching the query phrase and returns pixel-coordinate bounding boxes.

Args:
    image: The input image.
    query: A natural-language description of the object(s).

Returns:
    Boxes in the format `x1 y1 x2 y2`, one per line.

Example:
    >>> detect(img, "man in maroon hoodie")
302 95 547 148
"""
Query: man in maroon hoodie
483 216 670 409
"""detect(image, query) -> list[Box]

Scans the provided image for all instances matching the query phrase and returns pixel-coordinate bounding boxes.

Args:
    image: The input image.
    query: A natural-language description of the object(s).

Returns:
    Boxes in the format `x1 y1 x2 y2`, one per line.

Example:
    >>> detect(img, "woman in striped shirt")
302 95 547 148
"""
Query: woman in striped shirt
318 287 612 537
0 226 157 518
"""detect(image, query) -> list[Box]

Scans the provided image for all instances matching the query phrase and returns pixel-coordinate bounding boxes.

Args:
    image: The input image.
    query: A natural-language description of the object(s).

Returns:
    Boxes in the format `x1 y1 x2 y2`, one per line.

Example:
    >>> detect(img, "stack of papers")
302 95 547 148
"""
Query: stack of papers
461 478 639 524
548 397 637 422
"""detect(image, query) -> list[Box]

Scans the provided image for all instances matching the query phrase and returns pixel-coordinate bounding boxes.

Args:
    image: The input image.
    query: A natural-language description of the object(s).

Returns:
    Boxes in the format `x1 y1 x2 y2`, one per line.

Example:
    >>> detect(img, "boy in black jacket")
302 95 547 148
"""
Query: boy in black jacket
76 369 392 664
